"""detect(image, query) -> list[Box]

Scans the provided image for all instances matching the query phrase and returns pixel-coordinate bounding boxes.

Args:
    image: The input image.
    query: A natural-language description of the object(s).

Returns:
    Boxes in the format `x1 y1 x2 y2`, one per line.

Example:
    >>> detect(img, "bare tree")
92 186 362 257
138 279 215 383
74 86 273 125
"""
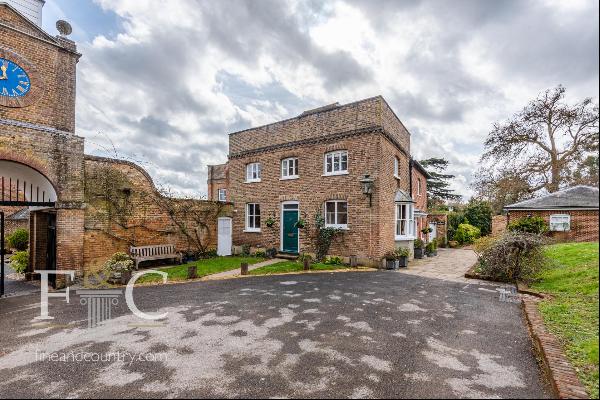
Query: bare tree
475 86 599 203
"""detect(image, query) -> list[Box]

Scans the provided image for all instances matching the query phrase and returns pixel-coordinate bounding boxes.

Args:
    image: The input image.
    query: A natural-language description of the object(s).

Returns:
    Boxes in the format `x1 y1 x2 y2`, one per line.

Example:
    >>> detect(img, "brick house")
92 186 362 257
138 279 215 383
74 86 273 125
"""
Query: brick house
208 97 431 265
1 1 230 285
504 186 599 242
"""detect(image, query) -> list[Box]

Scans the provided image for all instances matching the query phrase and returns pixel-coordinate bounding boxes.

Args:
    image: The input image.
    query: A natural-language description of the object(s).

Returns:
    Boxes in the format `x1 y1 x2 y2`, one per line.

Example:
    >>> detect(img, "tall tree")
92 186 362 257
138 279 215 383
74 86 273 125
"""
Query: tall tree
419 157 461 208
475 86 599 204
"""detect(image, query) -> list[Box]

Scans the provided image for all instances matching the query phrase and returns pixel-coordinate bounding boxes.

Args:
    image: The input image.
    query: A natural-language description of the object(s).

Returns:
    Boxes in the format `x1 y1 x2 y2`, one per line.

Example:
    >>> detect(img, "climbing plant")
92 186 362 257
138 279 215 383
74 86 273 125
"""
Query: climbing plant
312 211 341 262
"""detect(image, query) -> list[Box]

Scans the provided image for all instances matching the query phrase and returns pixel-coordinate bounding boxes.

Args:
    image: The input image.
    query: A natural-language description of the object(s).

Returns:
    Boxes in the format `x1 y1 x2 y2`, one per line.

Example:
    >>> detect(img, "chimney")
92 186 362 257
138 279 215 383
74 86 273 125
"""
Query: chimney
6 0 45 26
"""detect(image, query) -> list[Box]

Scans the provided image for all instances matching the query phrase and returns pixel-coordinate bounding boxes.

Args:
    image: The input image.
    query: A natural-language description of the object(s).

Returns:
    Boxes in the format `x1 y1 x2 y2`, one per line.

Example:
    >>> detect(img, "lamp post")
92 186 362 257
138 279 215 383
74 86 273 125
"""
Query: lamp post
360 174 375 207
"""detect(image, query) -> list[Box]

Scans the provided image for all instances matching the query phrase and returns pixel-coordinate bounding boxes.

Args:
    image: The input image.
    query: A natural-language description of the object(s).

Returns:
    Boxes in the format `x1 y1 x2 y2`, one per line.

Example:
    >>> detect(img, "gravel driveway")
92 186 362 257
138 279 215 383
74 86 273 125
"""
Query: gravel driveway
0 270 550 398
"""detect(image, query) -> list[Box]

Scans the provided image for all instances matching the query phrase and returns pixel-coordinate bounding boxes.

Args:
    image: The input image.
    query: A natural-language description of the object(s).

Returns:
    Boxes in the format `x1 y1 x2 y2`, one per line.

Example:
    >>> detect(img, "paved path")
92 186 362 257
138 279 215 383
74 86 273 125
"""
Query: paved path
1 261 39 298
398 248 510 288
204 258 287 280
0 270 550 398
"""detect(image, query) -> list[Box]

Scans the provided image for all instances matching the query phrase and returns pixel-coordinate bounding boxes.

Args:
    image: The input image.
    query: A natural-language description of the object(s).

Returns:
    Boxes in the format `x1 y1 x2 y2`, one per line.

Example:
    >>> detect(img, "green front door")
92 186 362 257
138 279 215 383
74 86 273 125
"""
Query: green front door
282 209 299 253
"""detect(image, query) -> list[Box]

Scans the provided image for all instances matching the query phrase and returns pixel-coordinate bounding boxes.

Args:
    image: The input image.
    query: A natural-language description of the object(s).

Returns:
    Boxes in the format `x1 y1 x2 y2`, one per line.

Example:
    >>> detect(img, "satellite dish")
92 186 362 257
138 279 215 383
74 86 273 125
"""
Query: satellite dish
56 20 72 36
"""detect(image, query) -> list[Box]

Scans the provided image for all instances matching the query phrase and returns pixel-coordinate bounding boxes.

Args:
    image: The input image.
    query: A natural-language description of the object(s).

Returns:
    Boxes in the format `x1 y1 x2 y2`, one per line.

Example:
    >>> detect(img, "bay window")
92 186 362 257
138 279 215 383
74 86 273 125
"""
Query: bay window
325 200 348 228
324 151 348 176
395 203 415 239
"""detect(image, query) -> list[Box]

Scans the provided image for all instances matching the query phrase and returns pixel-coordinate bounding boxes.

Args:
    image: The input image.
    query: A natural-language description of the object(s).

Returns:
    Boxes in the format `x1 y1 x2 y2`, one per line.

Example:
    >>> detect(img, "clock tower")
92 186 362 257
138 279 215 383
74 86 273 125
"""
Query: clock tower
1 1 85 283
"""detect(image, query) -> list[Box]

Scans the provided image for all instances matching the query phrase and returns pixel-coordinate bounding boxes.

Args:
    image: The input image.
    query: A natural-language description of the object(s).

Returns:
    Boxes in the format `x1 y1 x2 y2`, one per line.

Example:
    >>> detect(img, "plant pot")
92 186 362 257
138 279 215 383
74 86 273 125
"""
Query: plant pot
385 259 396 270
398 256 408 268
120 270 132 285
414 248 425 259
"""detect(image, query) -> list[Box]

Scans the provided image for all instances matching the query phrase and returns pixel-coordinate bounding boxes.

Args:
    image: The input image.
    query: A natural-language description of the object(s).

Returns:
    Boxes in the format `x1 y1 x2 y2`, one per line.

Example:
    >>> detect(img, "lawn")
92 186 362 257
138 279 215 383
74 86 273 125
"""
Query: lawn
531 242 599 398
136 256 265 283
249 260 352 275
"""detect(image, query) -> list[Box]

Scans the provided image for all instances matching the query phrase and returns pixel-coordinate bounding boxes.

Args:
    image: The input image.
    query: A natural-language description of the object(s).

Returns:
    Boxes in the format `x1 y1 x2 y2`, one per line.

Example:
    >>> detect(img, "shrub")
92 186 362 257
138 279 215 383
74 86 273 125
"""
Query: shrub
254 250 266 258
103 252 134 276
7 228 28 251
10 251 29 274
241 244 251 256
508 216 548 234
414 238 425 249
464 200 493 236
454 223 481 245
298 253 313 264
447 212 467 241
394 248 410 258
425 242 435 254
477 232 548 283
473 235 497 255
324 256 343 265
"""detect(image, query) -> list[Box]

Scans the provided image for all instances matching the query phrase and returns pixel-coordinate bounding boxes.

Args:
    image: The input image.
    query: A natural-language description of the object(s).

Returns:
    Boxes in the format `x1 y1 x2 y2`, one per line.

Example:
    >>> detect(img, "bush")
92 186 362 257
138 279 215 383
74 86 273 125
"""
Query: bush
324 256 343 265
447 212 467 241
508 216 548 234
103 252 134 275
254 250 266 258
425 242 435 254
464 200 493 236
414 238 425 249
394 248 410 258
473 235 497 255
10 251 29 274
7 228 28 251
454 223 481 245
241 244 251 256
477 232 547 283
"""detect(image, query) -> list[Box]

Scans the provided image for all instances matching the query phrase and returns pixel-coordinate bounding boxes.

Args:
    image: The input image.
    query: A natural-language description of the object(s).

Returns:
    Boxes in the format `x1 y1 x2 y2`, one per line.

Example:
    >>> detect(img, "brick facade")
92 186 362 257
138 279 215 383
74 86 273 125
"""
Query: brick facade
220 96 423 265
506 209 599 242
207 163 229 201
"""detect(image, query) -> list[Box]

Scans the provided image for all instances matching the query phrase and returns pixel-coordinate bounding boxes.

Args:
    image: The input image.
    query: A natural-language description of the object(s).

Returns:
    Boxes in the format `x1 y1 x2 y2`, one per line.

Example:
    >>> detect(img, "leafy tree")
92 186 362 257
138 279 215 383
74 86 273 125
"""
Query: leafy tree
474 85 599 208
419 158 461 208
463 200 492 236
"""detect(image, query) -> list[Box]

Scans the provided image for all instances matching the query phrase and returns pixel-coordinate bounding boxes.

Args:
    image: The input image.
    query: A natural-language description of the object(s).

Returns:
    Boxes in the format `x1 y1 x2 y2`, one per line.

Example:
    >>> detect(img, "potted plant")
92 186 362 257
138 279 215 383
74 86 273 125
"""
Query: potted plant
414 238 425 259
104 252 134 285
384 251 398 270
294 218 307 229
265 216 276 228
425 242 435 257
395 247 410 268
421 227 433 235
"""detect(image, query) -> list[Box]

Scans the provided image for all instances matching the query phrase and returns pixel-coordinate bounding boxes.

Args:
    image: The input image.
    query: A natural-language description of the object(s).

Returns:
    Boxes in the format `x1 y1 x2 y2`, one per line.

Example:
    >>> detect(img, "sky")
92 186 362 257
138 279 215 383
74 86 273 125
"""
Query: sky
39 0 599 198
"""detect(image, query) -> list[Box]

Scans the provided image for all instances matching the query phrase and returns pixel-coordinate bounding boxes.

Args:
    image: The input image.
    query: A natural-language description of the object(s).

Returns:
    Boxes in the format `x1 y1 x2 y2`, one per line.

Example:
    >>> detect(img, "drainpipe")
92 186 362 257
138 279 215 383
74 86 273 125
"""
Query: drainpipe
409 159 413 194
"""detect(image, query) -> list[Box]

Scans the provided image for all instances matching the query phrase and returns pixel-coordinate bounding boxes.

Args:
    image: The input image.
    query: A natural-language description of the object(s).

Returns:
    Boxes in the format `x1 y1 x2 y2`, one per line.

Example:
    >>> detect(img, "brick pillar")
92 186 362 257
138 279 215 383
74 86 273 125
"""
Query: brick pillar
56 208 84 276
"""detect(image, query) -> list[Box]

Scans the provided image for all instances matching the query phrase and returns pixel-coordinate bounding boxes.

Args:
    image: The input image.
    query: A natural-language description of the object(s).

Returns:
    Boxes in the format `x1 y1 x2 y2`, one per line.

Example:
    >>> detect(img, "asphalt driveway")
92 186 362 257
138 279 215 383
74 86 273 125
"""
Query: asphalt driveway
0 270 550 398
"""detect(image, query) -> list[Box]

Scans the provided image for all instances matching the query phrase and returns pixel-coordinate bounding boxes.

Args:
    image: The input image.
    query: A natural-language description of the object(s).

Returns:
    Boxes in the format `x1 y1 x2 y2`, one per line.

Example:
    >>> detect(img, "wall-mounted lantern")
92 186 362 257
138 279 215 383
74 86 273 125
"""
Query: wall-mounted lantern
360 174 375 207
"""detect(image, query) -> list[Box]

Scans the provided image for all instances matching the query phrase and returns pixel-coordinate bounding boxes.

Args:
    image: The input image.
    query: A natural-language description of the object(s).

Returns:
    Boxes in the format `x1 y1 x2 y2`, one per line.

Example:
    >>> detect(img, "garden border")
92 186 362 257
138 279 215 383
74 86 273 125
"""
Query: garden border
521 296 589 399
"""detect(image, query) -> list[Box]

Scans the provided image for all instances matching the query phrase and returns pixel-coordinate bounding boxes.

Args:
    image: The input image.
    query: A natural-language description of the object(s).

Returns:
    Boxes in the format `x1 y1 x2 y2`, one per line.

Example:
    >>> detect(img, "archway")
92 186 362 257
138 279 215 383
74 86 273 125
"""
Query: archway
1 160 58 295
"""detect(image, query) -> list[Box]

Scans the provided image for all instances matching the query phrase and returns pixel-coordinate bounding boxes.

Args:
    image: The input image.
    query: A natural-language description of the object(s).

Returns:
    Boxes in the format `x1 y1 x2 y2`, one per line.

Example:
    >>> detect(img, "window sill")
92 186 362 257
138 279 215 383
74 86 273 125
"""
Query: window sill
280 176 299 181
322 171 349 177
244 229 262 233
395 235 416 241
325 225 349 230
244 179 262 184
394 175 401 180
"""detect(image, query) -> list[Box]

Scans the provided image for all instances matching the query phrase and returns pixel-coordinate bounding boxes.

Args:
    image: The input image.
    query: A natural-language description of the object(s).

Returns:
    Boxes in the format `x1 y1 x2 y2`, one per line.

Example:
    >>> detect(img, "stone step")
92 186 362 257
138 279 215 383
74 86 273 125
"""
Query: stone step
276 253 299 260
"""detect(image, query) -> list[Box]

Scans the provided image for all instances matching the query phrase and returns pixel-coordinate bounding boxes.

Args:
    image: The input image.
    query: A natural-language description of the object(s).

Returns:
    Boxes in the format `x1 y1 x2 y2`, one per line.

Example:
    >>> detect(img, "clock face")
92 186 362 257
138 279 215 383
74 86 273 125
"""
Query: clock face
0 57 31 98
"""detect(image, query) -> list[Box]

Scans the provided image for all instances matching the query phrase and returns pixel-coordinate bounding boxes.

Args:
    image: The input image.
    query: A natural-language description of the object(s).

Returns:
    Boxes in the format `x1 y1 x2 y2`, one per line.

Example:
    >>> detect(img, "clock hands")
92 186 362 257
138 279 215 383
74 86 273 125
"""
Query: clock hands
0 61 7 80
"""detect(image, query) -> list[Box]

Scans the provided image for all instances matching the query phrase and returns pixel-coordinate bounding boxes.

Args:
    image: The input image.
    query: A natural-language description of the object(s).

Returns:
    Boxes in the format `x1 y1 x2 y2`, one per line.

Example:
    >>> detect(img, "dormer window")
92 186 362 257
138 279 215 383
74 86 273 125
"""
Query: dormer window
245 163 261 183
324 151 348 176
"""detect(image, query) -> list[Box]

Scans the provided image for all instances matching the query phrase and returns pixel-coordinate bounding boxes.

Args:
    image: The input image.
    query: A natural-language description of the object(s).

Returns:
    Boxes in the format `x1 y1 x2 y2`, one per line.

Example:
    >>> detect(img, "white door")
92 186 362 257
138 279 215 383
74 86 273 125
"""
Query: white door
217 217 232 256
429 223 437 241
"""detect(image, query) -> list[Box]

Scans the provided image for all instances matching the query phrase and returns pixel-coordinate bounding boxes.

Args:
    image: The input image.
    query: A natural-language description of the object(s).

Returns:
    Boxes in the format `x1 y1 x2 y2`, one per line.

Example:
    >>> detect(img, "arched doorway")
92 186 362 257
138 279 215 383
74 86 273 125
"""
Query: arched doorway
1 160 58 295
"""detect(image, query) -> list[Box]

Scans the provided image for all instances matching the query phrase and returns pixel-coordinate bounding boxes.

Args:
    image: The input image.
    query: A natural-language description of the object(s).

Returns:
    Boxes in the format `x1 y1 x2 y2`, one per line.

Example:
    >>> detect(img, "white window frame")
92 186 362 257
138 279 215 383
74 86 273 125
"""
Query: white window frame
394 157 400 179
549 214 571 232
395 202 415 240
245 163 261 183
417 178 422 196
217 188 227 202
324 150 349 176
245 203 261 232
281 157 299 180
324 200 348 229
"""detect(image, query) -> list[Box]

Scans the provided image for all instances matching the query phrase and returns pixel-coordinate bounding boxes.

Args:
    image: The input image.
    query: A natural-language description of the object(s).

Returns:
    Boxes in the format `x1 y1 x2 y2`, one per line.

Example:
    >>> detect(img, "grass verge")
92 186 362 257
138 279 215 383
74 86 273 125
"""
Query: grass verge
136 256 265 283
531 242 599 398
248 261 352 275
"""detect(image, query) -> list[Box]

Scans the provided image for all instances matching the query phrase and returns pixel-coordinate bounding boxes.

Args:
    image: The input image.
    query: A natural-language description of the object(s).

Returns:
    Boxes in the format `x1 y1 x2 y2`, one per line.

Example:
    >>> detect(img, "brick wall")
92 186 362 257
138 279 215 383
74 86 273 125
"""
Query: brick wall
207 164 229 201
492 215 507 237
83 157 232 272
507 210 599 242
229 96 410 157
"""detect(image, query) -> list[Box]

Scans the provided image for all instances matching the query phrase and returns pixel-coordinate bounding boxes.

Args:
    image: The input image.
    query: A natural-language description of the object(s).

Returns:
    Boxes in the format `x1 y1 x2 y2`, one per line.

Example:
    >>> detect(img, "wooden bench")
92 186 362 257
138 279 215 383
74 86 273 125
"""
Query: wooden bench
129 244 182 270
